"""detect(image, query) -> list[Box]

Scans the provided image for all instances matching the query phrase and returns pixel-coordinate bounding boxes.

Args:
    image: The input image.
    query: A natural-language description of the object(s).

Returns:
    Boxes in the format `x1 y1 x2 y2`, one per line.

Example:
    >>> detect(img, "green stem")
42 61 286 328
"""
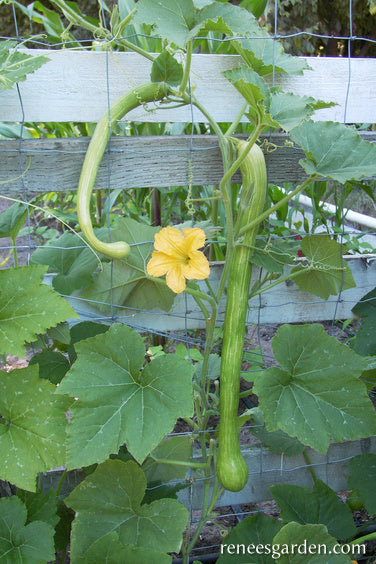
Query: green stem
248 267 311 299
151 457 209 469
0 247 14 267
117 38 156 62
238 176 318 238
185 479 224 559
239 389 255 399
55 469 68 496
179 40 193 95
162 191 179 225
303 449 318 484
200 305 217 386
225 101 248 138
12 236 18 268
50 0 105 35
96 190 102 224
221 126 264 196
349 531 376 544
209 194 219 261
182 417 199 431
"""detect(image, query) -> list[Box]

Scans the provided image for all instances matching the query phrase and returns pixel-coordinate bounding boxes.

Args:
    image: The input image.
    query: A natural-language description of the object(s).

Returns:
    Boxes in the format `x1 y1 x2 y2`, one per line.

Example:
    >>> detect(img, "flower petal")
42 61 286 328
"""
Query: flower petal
154 226 185 255
183 250 210 280
166 265 186 294
147 251 177 277
182 227 206 251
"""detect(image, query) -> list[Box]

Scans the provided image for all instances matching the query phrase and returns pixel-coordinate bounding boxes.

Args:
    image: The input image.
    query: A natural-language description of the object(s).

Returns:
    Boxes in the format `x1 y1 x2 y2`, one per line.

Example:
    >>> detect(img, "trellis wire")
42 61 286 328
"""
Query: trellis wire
1 0 376 558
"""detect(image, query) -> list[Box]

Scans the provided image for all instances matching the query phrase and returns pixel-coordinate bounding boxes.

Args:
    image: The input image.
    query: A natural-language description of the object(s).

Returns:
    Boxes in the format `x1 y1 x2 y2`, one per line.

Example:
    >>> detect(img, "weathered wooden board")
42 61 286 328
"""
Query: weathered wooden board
1 132 375 193
179 437 376 507
1 51 376 123
59 255 376 331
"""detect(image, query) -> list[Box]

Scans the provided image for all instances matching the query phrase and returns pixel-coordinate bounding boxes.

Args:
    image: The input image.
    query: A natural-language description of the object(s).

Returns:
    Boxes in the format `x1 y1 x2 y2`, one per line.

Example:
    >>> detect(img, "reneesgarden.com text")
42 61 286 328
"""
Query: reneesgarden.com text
220 540 366 560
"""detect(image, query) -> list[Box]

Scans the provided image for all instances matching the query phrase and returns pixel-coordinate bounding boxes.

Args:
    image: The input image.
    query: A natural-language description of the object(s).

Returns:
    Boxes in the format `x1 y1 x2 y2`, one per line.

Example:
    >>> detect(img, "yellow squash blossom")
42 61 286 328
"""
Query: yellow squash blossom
147 226 210 294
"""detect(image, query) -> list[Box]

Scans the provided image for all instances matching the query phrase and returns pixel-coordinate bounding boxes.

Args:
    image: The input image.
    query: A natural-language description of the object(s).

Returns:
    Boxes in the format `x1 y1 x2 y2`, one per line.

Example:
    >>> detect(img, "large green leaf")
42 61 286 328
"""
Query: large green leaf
17 489 59 530
81 218 175 313
290 121 376 183
133 0 197 48
272 522 353 563
223 65 277 126
57 324 194 468
142 435 192 483
31 231 99 294
246 0 268 18
0 202 28 239
233 36 308 76
291 235 356 300
0 497 55 563
348 454 376 515
252 237 300 274
351 287 376 356
29 349 70 384
253 324 376 453
0 365 71 491
0 265 77 357
85 533 172 563
249 408 305 456
151 51 183 86
217 513 283 563
223 65 270 107
193 2 260 37
269 92 334 132
133 0 260 47
0 40 49 90
65 459 188 562
270 480 356 540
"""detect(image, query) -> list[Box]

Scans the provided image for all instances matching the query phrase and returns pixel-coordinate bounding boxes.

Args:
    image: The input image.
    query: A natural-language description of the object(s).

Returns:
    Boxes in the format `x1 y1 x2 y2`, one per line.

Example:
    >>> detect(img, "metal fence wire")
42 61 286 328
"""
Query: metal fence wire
1 0 376 559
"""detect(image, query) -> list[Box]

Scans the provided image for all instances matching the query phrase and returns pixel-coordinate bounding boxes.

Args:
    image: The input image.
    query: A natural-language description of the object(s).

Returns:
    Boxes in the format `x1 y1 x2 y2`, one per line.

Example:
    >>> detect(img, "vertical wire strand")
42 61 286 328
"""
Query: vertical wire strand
12 4 33 266
104 49 116 321
331 0 353 333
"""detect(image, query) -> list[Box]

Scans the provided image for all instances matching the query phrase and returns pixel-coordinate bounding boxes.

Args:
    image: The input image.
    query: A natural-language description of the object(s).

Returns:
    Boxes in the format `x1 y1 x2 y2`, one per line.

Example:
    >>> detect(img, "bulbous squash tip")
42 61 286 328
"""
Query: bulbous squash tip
216 452 249 492
103 241 131 260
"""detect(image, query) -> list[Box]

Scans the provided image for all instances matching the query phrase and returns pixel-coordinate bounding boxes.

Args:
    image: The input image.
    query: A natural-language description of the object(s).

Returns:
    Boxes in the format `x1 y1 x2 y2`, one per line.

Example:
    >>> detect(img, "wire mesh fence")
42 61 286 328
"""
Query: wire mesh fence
1 0 376 559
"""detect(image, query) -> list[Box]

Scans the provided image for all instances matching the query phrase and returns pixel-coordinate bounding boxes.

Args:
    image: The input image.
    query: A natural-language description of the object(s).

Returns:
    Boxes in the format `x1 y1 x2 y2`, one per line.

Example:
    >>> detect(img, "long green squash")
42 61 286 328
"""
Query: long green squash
77 81 169 259
216 140 267 492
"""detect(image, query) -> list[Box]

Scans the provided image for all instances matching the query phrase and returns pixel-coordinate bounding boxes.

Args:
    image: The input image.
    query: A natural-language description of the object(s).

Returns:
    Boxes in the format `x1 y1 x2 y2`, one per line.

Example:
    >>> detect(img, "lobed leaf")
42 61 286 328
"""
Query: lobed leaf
270 480 356 540
347 453 376 515
0 265 77 357
0 40 49 90
217 513 283 563
253 324 376 453
272 522 354 562
57 324 194 468
151 51 184 86
0 497 55 563
234 36 308 76
0 365 71 491
291 235 356 300
84 532 172 563
290 121 376 183
66 459 188 562
31 231 99 295
351 287 376 356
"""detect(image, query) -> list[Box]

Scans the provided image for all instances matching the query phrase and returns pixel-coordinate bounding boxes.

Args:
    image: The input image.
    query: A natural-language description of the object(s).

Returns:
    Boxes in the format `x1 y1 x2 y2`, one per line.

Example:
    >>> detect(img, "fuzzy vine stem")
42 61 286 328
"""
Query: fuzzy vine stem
248 267 313 300
238 175 319 238
179 40 193 95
